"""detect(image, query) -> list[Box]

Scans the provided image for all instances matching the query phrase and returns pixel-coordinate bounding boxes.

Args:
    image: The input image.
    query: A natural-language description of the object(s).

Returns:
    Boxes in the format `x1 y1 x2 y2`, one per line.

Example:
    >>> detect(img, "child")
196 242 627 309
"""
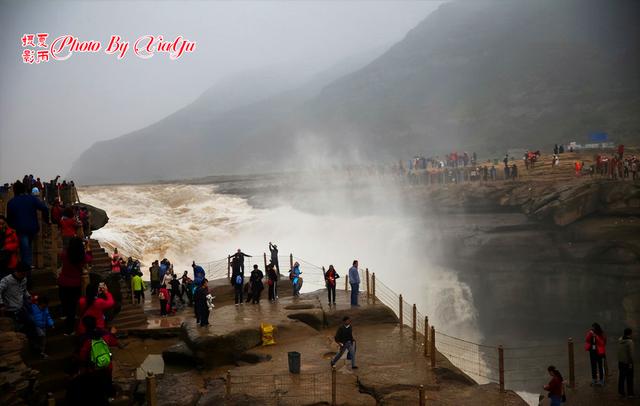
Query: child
31 295 54 358
131 272 145 304
158 284 170 317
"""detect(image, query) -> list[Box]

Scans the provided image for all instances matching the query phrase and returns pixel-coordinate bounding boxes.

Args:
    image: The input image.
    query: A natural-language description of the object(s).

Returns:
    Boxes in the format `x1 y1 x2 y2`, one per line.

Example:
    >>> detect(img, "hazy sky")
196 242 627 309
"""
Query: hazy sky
0 0 443 182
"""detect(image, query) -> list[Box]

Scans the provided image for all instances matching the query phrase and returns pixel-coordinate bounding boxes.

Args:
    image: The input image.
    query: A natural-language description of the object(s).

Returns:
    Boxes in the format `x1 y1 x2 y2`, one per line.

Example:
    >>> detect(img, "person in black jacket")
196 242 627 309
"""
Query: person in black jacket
194 279 210 327
266 263 278 302
331 316 357 369
249 265 264 304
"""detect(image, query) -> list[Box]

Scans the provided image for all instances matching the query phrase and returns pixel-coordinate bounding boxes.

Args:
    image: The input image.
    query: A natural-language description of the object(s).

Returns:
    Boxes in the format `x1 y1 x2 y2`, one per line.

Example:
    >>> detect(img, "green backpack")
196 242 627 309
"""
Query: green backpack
90 338 112 369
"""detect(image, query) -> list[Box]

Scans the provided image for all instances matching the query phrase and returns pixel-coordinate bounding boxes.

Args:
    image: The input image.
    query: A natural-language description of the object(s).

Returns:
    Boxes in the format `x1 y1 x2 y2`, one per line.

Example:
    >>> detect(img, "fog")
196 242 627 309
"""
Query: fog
0 0 443 181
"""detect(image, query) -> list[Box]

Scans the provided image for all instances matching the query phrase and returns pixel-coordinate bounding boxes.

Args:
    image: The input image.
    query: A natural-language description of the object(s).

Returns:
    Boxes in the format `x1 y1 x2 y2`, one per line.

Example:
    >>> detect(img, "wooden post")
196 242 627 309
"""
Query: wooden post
366 268 370 299
81 268 90 296
345 275 349 291
399 294 403 328
227 256 231 279
424 316 429 357
498 345 505 392
412 304 417 340
226 370 231 398
568 337 575 388
289 253 293 272
47 392 55 406
331 365 337 406
263 252 267 270
146 372 158 406
419 385 425 406
372 273 376 304
430 326 436 368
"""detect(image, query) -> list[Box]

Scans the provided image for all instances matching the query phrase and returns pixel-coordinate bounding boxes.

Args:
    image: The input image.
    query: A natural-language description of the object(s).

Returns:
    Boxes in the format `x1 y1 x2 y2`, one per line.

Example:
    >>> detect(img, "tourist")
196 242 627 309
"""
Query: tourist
60 207 80 249
181 271 194 306
76 282 115 335
149 260 160 295
324 265 340 305
0 264 35 335
543 366 564 406
617 328 635 398
269 242 279 275
110 248 121 275
0 215 19 280
192 261 205 287
169 273 182 307
162 265 174 288
290 262 302 297
58 237 89 334
159 259 168 284
79 207 90 237
67 315 118 405
348 260 360 306
6 181 49 269
158 284 170 316
30 295 54 358
249 264 264 304
232 265 244 305
511 163 518 180
331 316 357 369
231 249 252 273
266 263 278 302
194 278 210 327
131 272 145 305
585 322 607 385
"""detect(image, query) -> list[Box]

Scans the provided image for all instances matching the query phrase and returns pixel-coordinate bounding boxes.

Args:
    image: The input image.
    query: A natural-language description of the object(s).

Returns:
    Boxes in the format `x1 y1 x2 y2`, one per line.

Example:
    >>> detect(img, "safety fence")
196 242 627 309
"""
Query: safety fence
196 253 577 394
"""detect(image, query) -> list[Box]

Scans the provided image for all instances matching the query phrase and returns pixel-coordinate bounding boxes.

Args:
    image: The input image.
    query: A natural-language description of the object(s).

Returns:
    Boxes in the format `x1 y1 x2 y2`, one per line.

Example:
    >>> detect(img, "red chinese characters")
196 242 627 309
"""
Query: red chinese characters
21 34 35 47
22 49 35 64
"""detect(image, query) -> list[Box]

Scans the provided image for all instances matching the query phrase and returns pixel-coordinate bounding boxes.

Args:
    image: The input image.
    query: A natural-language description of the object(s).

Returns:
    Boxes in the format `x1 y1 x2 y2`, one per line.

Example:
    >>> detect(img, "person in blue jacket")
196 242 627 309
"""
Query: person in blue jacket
31 295 54 358
192 261 206 288
6 181 49 269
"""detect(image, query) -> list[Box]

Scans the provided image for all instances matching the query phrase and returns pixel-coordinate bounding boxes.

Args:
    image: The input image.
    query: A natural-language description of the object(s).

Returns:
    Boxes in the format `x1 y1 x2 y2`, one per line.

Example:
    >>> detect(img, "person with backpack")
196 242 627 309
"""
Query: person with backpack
290 262 302 297
194 279 210 327
617 328 635 398
30 295 54 358
331 316 358 369
57 237 89 334
249 265 264 304
543 365 565 406
324 265 340 306
158 284 170 316
266 263 278 302
585 322 607 385
233 269 244 306
76 282 114 335
68 315 118 406
59 207 81 249
131 272 145 305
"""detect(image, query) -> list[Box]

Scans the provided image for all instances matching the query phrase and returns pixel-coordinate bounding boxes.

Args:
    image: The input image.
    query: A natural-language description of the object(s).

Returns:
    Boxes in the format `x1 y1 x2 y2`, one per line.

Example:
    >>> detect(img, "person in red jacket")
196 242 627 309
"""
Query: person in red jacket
59 207 80 249
57 237 89 334
158 284 171 316
585 322 607 385
543 365 564 406
50 200 63 225
110 248 121 274
76 282 115 335
0 215 19 279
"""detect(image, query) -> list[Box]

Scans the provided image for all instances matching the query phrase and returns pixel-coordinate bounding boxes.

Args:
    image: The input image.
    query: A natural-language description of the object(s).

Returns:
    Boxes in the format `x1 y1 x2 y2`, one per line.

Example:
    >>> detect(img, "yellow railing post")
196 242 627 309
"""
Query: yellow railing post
412 304 417 340
146 372 158 406
424 316 429 357
430 327 436 368
372 273 376 304
399 294 403 328
331 365 337 406
365 268 370 299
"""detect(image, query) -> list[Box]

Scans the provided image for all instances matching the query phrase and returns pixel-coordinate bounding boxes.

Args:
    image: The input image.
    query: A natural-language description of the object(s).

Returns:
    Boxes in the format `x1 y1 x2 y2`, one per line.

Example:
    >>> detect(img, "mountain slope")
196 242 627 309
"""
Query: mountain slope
70 0 640 184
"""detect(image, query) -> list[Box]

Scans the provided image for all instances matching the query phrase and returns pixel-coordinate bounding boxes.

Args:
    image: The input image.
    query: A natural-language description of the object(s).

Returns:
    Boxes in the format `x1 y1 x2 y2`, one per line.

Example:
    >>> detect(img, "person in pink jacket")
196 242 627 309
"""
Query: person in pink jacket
75 282 114 335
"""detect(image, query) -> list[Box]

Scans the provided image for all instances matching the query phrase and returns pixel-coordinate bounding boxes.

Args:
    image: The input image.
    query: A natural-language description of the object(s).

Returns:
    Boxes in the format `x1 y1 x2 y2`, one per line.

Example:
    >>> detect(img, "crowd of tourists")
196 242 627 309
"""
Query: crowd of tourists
0 178 122 403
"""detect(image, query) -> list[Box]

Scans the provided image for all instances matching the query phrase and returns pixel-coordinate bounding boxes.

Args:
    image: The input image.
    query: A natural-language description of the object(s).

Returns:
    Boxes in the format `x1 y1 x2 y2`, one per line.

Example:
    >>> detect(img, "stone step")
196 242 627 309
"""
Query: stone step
112 313 147 325
113 319 148 330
